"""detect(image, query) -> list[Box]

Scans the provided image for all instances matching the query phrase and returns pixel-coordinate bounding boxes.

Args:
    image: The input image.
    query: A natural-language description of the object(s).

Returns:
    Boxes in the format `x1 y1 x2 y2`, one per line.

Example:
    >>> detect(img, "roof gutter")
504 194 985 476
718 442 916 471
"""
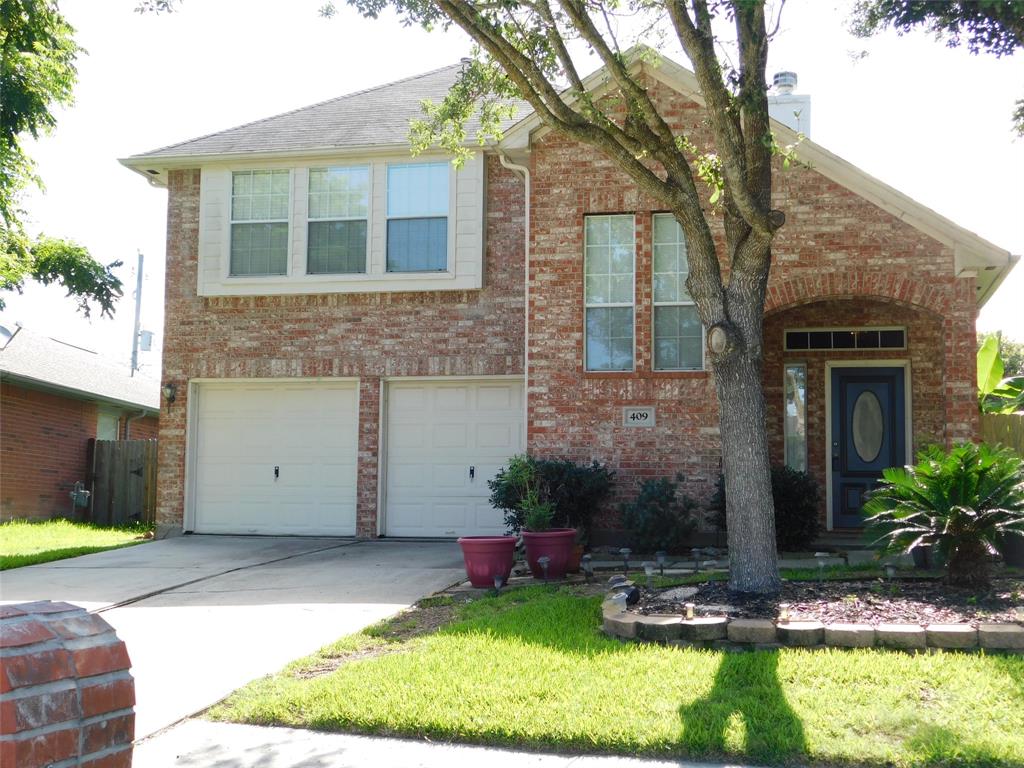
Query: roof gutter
498 152 531 438
0 370 159 414
976 253 1021 307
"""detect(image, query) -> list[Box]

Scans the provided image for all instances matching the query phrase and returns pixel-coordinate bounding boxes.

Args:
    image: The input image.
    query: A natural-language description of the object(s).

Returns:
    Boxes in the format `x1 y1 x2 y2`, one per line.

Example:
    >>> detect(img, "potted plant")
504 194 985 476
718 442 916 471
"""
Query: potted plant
520 489 576 579
457 534 516 588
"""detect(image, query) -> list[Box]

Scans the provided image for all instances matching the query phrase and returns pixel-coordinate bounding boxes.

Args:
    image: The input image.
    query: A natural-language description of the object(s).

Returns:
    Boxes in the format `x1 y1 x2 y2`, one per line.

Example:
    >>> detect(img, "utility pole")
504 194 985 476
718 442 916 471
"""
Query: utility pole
130 251 144 377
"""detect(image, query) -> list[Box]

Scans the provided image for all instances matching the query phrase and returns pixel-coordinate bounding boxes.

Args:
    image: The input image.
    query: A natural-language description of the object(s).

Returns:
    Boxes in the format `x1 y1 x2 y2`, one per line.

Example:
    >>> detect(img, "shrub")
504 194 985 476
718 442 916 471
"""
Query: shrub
619 474 698 554
863 442 1024 588
709 466 822 552
489 455 614 539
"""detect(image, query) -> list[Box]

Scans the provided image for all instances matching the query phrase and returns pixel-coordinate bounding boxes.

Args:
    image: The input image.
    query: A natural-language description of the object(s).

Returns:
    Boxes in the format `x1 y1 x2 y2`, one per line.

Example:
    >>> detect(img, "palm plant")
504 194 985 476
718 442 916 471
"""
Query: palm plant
863 443 1024 588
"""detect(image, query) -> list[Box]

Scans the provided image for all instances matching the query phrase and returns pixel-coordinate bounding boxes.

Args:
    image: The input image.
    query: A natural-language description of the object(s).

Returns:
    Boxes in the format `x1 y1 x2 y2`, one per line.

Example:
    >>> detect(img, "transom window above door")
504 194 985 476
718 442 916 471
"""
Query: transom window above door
584 214 635 372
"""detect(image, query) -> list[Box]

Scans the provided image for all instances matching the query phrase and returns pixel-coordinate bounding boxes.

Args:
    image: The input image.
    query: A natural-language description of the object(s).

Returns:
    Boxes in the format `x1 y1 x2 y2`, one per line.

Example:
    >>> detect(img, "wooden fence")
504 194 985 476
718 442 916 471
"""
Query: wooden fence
89 439 158 525
980 413 1024 456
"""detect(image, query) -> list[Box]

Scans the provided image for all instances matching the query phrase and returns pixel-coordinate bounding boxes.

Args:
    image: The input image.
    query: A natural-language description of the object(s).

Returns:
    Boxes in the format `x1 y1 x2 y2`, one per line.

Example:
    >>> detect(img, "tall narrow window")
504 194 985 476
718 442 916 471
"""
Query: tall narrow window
230 170 290 276
386 162 448 272
307 166 369 274
784 363 807 471
585 215 634 372
652 213 702 370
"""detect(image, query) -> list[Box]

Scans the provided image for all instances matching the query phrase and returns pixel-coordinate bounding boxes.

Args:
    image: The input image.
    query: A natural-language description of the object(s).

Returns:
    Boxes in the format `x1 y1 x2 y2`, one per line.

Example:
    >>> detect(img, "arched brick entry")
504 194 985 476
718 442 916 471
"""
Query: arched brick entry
765 271 950 317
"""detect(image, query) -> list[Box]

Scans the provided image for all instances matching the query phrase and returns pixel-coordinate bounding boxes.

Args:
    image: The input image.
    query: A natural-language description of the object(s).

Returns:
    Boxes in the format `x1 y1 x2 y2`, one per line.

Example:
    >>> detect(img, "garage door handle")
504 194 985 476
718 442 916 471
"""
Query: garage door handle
274 466 280 480
469 466 475 480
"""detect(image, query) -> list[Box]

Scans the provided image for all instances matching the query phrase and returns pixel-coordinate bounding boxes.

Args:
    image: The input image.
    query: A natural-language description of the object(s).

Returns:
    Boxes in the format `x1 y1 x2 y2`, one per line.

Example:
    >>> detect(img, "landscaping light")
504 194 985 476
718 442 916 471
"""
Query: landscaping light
538 556 551 582
619 548 631 574
610 591 628 614
705 560 718 571
684 602 695 620
885 564 897 580
779 603 790 623
691 548 701 575
643 562 654 590
581 554 593 582
493 574 504 594
656 550 666 575
815 552 829 582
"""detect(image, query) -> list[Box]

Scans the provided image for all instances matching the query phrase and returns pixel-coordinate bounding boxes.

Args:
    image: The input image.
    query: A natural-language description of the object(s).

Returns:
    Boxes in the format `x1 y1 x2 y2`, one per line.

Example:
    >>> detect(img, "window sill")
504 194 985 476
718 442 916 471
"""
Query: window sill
582 369 709 380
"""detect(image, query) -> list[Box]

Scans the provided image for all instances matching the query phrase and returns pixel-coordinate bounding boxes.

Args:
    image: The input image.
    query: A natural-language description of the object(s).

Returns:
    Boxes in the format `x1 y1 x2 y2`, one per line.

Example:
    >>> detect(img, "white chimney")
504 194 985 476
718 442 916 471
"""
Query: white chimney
768 71 811 137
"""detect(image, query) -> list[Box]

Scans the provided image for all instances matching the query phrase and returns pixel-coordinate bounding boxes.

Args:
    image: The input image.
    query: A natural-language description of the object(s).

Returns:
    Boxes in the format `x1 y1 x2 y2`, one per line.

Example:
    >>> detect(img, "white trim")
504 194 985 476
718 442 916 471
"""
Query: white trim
183 380 199 532
583 213 636 373
823 360 913 532
376 378 386 538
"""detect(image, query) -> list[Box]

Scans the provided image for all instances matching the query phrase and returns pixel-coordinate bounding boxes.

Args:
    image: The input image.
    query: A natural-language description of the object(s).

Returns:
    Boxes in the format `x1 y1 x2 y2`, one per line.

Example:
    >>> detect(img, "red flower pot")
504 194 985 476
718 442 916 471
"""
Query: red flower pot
522 528 577 579
457 536 517 588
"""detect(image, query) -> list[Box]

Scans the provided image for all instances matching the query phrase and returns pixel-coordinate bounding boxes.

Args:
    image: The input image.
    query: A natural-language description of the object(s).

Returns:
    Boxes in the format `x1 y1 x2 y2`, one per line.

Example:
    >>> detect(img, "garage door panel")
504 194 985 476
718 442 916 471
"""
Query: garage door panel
385 379 523 537
193 381 358 536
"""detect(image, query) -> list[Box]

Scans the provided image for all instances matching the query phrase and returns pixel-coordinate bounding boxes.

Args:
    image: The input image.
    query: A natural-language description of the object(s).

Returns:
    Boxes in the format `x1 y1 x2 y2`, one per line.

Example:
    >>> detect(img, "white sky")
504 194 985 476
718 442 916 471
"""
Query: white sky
3 0 1023 376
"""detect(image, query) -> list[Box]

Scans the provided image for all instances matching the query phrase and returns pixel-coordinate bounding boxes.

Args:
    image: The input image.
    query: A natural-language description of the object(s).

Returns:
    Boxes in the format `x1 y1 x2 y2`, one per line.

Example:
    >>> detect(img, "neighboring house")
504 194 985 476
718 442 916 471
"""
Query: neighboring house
0 326 159 521
121 53 1018 542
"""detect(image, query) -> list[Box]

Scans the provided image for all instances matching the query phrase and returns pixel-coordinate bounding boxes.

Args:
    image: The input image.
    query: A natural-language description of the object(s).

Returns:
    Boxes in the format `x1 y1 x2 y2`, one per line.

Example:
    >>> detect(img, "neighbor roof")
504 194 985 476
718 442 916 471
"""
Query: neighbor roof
124 63 526 167
0 327 159 412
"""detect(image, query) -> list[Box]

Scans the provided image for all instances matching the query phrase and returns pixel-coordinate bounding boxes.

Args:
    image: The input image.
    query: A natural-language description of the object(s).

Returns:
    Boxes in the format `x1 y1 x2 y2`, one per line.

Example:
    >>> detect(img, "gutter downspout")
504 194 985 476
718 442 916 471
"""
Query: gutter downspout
498 153 531 445
124 410 149 440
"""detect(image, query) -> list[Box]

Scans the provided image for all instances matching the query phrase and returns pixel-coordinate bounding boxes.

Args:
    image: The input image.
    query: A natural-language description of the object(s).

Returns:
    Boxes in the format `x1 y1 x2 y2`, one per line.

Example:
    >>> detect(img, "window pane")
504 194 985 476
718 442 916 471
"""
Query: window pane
786 331 809 350
309 166 369 219
879 329 905 348
653 305 701 370
586 306 633 371
387 163 449 218
230 222 288 275
386 217 447 272
784 363 807 472
585 214 633 306
308 220 367 274
652 214 690 303
232 170 289 222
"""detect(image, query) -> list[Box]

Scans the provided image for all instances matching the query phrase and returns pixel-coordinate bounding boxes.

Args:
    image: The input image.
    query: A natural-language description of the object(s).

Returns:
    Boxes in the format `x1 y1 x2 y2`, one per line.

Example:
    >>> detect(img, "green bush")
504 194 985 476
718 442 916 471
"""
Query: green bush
709 465 822 552
863 442 1024 588
489 455 614 538
619 474 698 554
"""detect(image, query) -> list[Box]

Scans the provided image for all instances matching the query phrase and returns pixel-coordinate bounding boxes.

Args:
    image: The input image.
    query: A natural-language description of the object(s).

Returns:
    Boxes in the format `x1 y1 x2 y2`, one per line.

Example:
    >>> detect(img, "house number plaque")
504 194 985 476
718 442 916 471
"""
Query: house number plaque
622 406 656 427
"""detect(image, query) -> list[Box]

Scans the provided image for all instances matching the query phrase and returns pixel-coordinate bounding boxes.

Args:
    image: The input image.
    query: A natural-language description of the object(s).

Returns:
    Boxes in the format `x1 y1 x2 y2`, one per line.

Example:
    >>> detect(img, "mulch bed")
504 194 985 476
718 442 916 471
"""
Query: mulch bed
639 577 1024 627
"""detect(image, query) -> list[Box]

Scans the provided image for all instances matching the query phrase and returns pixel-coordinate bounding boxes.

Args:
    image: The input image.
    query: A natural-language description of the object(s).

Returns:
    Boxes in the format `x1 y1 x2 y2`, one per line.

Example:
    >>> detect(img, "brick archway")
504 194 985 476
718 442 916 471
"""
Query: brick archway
764 271 949 317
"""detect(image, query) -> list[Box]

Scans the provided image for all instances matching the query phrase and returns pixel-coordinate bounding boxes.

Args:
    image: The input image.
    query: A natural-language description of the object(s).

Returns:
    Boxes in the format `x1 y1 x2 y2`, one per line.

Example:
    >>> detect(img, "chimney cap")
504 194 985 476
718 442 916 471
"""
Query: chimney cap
773 71 798 94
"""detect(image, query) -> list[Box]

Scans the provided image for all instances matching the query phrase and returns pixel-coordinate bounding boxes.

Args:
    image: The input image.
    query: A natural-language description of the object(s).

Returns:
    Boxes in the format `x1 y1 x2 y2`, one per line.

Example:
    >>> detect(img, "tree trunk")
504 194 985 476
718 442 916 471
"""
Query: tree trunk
946 538 991 589
714 344 781 594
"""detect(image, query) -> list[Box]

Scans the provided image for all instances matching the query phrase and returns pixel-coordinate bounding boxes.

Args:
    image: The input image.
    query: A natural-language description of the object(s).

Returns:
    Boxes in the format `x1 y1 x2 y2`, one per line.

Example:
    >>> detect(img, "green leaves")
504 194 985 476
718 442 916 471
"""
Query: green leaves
863 442 1024 587
977 335 1024 414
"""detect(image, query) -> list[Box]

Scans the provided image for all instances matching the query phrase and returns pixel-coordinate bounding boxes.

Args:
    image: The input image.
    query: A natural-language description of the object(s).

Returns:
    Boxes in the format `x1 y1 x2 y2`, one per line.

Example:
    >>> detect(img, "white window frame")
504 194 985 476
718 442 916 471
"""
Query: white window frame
385 161 451 274
783 362 807 472
583 213 636 373
651 213 704 371
228 169 292 278
306 164 371 275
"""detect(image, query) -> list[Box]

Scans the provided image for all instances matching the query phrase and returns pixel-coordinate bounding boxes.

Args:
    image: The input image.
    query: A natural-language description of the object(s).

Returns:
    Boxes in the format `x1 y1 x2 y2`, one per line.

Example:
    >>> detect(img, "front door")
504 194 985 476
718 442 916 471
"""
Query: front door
830 367 906 528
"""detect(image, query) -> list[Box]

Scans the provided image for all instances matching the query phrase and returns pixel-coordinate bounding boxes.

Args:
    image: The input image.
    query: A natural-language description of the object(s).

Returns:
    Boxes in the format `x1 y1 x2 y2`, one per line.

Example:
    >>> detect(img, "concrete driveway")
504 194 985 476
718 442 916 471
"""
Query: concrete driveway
0 536 465 739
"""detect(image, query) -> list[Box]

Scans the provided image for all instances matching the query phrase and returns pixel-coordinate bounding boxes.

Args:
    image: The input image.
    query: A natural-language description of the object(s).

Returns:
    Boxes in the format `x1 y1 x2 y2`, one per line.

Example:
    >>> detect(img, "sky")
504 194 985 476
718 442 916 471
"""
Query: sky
3 0 1023 376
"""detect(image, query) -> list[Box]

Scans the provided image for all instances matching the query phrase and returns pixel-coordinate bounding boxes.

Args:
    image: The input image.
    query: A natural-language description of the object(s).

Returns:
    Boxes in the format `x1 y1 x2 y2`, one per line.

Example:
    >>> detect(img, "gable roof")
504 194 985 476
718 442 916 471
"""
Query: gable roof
0 327 159 412
122 63 527 174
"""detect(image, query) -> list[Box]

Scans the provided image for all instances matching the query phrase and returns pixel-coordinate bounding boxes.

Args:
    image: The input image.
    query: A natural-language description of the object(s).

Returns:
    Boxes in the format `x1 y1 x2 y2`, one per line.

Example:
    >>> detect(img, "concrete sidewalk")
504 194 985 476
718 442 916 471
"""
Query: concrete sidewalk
134 720 759 768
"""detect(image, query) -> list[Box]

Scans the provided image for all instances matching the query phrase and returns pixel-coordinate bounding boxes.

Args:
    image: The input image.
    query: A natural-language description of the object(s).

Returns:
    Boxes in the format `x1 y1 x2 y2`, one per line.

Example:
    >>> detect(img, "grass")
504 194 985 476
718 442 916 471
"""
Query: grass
211 586 1024 767
0 519 151 570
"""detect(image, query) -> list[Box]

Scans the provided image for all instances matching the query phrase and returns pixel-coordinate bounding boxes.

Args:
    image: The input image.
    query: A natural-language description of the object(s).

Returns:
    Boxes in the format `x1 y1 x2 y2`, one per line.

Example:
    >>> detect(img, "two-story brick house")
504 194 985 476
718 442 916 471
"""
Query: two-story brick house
122 54 1017 542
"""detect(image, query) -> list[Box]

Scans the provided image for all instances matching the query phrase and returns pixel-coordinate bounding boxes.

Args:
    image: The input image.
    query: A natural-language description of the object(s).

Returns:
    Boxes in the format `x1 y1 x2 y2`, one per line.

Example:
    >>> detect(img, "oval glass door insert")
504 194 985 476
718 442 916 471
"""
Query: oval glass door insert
852 390 884 463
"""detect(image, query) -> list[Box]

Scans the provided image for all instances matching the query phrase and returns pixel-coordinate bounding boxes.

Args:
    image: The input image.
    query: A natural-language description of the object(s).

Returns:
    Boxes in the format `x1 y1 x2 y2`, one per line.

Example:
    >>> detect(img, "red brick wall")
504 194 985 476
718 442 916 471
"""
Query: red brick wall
157 158 525 535
525 78 978 534
125 415 159 441
0 382 97 521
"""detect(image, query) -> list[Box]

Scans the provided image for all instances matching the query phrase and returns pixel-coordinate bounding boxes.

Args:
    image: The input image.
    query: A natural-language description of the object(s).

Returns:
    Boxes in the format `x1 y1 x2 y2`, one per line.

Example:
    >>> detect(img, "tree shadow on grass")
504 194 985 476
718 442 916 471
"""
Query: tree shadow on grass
677 650 808 764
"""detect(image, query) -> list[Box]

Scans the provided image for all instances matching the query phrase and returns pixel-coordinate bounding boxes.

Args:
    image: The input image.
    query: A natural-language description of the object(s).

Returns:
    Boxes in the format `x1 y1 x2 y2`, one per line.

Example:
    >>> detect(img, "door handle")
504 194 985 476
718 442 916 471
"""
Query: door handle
831 442 839 471
469 465 475 480
274 466 280 480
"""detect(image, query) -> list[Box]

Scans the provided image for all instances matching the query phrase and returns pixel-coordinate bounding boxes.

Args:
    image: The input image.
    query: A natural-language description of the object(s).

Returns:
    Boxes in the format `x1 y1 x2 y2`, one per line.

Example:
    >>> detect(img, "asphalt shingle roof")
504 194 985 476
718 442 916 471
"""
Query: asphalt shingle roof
0 327 159 411
128 64 529 161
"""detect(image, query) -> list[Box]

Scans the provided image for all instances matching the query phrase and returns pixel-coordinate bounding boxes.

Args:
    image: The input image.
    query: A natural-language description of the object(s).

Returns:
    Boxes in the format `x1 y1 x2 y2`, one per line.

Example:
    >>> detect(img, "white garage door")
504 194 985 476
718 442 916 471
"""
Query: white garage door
192 381 358 535
385 379 524 537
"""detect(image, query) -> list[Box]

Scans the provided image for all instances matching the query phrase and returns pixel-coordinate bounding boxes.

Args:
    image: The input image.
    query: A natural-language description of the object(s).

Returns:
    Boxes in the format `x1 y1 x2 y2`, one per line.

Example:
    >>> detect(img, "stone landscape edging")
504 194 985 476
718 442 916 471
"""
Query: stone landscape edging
601 604 1024 652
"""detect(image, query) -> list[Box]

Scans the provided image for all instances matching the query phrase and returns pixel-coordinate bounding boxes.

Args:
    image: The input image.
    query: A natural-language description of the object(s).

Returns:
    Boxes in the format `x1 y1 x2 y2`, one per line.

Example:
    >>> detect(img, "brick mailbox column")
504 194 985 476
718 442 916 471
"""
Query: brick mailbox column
1 601 134 768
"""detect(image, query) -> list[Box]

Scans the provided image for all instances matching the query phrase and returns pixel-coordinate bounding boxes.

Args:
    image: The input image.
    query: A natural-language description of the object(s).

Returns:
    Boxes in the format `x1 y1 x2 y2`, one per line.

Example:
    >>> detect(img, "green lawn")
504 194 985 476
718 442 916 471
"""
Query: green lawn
0 519 151 570
211 586 1024 767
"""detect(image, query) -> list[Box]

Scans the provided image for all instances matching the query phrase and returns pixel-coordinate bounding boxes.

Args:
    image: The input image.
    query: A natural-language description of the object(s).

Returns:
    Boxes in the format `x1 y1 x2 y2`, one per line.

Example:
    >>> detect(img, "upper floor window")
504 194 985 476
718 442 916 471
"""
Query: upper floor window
585 214 635 372
307 166 369 274
230 170 290 276
386 162 448 272
652 213 702 370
